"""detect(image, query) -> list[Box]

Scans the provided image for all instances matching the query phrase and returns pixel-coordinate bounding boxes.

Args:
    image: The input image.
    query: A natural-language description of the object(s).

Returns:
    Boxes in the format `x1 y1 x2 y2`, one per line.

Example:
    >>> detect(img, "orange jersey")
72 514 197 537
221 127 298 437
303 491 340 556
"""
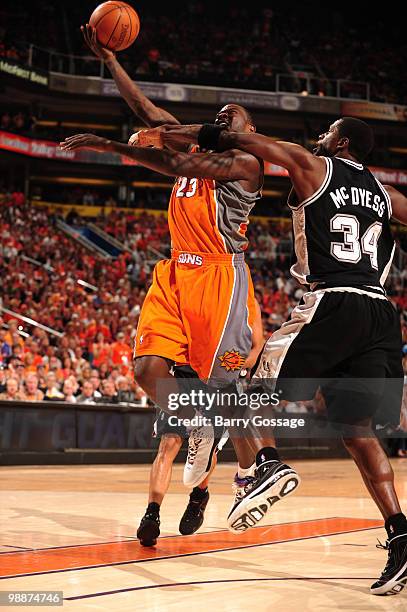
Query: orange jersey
168 173 261 254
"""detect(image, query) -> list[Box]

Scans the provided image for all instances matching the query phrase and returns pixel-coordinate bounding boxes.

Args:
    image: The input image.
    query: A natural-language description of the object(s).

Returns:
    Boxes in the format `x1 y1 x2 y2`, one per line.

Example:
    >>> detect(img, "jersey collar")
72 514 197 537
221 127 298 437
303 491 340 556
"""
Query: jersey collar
335 156 364 170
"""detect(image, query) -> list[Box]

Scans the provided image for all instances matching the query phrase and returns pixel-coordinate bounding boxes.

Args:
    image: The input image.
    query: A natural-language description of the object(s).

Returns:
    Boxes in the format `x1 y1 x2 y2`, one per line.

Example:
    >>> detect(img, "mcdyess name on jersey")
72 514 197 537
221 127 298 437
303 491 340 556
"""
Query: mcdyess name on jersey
329 186 386 217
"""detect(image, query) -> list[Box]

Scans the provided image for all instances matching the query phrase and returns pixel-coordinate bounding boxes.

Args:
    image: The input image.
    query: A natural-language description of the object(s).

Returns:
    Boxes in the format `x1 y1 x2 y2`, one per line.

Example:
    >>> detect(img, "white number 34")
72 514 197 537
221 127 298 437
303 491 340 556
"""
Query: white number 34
330 214 382 269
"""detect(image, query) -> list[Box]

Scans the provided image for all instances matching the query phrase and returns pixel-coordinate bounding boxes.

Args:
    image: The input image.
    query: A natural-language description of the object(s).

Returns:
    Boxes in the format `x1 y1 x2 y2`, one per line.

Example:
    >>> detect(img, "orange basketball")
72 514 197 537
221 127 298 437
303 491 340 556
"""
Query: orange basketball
89 2 140 52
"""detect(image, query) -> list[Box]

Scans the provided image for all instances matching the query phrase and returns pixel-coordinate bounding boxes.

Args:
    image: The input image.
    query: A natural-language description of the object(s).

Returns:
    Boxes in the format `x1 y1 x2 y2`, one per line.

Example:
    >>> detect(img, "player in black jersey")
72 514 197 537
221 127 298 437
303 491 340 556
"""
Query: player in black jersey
147 117 407 596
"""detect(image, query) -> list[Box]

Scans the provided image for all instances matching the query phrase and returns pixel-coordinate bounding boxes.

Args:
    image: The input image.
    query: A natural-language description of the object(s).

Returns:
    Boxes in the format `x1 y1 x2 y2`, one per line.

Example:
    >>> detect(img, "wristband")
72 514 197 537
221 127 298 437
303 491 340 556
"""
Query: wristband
198 124 226 151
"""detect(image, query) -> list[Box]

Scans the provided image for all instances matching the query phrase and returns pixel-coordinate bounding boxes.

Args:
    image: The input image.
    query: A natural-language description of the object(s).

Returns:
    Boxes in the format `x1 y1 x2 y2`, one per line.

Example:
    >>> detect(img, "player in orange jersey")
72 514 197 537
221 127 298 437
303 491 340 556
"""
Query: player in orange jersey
75 24 261 390
61 25 278 540
62 111 262 384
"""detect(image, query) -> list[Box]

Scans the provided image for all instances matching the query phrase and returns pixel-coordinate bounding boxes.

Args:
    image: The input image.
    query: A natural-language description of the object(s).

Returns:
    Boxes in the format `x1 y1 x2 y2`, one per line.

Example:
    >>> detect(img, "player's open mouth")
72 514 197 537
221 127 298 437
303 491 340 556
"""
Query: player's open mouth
215 119 230 128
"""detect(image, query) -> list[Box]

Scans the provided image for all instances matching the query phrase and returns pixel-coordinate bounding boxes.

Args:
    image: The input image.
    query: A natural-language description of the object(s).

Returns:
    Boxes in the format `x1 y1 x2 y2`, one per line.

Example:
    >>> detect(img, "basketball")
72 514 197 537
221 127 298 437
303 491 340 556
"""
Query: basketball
89 1 140 52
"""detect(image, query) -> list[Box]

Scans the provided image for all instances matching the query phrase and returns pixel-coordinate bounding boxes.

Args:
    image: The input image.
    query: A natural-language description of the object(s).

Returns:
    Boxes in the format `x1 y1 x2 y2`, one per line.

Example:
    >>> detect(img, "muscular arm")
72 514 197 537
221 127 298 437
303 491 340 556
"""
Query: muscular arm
223 132 328 202
159 125 326 202
384 185 407 225
104 56 180 128
82 24 179 128
60 134 261 183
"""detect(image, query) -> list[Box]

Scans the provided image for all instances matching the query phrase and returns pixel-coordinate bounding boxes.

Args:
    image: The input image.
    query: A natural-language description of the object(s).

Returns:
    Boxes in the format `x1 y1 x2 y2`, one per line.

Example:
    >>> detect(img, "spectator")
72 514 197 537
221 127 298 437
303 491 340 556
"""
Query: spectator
116 376 136 403
73 347 88 376
0 329 12 363
7 359 26 384
12 112 25 132
98 362 110 380
0 112 11 130
66 374 80 396
99 378 118 403
0 377 21 400
91 332 111 368
89 369 102 399
4 320 19 347
63 378 77 403
43 372 64 400
110 332 132 373
77 380 97 404
21 375 44 401
0 366 7 393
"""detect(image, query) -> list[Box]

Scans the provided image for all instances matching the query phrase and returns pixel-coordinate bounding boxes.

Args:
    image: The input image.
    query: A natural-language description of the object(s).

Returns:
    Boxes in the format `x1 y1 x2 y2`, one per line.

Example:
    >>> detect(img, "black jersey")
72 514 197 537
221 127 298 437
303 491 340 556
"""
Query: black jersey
288 156 395 294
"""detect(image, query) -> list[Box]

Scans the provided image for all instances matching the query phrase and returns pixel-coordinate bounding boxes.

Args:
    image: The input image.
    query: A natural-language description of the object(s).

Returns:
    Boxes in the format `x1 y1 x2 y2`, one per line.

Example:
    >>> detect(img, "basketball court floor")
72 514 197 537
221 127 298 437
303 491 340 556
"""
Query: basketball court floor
1 459 406 610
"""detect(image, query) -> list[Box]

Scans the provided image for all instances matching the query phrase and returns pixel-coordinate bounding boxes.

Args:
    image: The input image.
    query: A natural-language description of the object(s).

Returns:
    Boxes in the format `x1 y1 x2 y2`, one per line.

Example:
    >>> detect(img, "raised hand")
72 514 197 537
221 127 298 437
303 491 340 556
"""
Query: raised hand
81 23 115 61
59 134 111 152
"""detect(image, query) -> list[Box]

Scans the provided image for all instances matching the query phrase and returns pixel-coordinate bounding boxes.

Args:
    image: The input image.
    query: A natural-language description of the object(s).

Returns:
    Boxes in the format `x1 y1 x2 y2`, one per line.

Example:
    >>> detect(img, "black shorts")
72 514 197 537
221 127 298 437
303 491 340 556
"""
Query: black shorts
253 289 403 426
153 409 188 438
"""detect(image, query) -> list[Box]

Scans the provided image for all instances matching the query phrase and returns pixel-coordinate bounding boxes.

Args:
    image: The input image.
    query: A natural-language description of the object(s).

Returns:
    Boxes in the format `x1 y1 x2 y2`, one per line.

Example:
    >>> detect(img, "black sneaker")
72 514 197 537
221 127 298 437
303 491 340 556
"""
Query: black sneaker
179 489 210 535
227 460 300 534
137 511 160 547
371 533 407 595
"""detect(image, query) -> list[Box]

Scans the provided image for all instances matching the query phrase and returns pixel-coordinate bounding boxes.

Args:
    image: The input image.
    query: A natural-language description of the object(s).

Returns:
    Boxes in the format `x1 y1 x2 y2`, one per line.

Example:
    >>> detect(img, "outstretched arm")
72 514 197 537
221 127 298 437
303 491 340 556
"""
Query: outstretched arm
82 24 179 128
60 134 260 182
384 185 407 224
139 124 326 201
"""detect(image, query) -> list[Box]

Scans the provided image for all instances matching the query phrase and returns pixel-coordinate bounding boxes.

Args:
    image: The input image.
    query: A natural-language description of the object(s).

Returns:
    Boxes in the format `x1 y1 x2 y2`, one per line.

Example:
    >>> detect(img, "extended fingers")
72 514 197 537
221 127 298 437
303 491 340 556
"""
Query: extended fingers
89 24 98 46
59 134 90 150
80 24 92 47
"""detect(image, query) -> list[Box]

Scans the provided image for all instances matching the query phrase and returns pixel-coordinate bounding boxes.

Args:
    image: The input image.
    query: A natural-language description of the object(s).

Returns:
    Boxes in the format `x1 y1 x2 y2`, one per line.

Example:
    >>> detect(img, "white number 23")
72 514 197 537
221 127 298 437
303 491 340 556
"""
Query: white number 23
175 177 198 198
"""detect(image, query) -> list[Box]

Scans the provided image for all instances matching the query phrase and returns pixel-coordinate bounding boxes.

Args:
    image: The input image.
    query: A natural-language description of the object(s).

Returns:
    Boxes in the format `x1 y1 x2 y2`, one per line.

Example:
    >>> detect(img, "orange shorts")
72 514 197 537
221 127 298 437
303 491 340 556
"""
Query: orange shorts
134 250 256 384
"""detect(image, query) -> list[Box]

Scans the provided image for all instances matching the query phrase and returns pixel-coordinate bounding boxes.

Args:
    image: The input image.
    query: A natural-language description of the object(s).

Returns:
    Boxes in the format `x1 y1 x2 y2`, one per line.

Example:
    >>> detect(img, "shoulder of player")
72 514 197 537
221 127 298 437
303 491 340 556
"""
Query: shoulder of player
227 148 262 172
286 144 323 170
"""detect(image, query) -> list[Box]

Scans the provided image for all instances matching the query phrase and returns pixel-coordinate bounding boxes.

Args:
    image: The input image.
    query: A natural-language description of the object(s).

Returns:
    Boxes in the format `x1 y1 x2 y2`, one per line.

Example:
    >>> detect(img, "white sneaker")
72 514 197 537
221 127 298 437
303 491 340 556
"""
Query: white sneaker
183 423 217 488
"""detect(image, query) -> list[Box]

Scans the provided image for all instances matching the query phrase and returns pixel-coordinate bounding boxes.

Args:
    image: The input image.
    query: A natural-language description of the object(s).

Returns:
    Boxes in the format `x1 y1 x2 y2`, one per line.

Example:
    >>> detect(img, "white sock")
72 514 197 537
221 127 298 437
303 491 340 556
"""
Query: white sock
237 463 256 479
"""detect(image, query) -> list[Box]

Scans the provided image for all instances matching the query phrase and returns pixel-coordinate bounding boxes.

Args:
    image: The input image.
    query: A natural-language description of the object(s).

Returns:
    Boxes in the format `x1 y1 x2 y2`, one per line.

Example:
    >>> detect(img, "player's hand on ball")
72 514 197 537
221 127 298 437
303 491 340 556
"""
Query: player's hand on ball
60 134 110 152
128 131 142 146
81 23 114 61
128 128 164 149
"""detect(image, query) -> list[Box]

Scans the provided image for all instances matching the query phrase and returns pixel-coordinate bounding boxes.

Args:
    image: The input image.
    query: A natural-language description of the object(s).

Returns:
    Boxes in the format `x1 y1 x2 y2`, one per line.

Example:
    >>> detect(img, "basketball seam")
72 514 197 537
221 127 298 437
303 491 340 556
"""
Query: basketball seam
92 5 123 30
122 5 132 50
105 10 122 49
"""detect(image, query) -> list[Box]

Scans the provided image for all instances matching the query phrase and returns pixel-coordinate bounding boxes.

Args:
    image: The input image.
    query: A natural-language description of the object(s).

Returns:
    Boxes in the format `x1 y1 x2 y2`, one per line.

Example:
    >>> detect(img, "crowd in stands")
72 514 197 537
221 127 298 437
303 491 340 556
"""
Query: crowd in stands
1 1 406 104
0 189 151 405
0 110 36 135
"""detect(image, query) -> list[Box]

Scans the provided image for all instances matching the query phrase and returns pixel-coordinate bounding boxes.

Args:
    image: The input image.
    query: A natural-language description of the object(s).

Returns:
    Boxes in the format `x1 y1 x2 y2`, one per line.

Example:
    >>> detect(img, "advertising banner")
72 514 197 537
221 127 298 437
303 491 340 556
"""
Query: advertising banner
341 101 407 122
0 59 48 87
0 130 137 166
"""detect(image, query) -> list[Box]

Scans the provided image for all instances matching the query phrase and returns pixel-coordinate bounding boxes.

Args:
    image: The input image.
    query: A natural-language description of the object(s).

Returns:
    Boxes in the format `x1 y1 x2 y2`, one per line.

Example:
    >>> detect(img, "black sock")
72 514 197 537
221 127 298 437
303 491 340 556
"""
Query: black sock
256 447 280 466
146 502 160 516
385 513 407 538
191 486 208 499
